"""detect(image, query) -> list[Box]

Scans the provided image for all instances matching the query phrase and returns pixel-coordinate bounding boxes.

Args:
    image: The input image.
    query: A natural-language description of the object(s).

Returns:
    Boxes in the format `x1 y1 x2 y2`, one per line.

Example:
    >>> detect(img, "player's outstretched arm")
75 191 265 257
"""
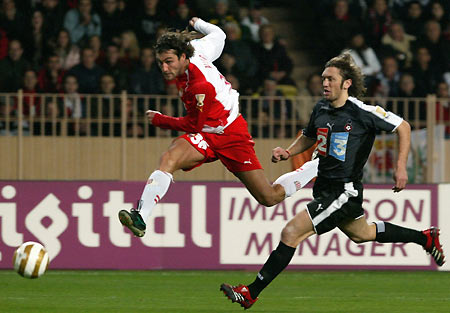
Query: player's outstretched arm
392 120 411 192
272 135 316 163
188 17 226 62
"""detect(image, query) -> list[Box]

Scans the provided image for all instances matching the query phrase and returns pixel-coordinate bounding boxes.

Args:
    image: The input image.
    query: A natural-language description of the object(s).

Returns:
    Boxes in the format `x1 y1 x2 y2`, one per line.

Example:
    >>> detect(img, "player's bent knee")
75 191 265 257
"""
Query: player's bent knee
255 194 278 207
349 234 371 244
349 236 365 244
280 224 298 244
159 151 178 171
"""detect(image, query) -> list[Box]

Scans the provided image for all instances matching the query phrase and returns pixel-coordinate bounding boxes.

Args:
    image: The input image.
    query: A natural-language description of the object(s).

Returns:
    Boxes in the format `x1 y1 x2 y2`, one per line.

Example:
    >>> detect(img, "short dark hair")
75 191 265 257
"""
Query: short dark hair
154 30 195 59
325 52 366 98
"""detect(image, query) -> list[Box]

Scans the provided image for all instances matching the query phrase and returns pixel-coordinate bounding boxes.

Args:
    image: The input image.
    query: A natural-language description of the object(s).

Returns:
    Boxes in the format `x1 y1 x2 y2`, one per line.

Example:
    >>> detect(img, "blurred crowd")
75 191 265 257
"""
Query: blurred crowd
312 0 450 99
0 0 449 138
0 0 296 96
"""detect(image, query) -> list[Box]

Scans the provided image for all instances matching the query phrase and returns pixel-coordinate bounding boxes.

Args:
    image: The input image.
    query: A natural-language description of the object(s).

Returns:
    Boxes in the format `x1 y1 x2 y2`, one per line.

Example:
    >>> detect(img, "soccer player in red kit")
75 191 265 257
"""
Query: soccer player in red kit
118 17 318 237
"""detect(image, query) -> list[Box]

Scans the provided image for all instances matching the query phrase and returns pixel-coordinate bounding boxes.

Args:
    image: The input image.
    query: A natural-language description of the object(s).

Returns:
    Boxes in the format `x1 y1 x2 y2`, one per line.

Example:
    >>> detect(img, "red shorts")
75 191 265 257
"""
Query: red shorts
180 115 262 173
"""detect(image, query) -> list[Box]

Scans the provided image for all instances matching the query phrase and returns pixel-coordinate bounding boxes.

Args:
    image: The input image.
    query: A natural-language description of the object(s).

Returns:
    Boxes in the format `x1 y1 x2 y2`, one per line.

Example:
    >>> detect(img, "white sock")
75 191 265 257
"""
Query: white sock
138 170 173 222
274 158 319 198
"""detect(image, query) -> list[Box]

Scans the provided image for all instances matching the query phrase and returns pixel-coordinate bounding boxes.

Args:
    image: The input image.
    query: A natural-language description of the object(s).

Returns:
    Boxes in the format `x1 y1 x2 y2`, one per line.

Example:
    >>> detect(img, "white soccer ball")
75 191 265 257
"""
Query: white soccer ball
13 241 50 279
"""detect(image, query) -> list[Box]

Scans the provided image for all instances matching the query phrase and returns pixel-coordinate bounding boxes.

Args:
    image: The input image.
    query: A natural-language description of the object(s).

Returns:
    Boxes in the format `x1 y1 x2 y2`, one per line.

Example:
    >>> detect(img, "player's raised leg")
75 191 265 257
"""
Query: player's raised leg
339 218 445 266
119 138 205 237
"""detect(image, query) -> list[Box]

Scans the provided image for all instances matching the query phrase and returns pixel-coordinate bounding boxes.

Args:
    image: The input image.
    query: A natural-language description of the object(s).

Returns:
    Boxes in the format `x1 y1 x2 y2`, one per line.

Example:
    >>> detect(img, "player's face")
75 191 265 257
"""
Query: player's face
156 50 187 81
321 66 351 105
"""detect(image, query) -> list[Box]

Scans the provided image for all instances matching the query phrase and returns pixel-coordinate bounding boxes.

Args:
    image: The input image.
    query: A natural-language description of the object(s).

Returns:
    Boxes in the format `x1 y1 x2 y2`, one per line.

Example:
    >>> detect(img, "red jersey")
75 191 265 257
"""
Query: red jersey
152 19 240 134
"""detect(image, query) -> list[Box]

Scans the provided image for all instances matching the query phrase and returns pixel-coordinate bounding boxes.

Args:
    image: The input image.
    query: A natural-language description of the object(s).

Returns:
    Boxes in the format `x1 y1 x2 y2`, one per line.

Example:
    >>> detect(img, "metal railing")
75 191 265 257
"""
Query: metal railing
0 91 448 182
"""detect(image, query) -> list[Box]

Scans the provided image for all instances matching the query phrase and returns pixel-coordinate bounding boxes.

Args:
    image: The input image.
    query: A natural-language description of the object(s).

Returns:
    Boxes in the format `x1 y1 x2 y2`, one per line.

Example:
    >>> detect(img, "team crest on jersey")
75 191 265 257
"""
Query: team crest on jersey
345 120 352 132
195 94 205 111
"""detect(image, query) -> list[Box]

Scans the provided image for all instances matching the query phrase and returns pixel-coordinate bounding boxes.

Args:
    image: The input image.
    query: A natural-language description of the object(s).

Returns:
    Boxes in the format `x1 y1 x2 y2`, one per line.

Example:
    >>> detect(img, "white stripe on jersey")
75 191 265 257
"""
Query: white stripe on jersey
348 96 403 131
312 182 358 227
189 20 240 134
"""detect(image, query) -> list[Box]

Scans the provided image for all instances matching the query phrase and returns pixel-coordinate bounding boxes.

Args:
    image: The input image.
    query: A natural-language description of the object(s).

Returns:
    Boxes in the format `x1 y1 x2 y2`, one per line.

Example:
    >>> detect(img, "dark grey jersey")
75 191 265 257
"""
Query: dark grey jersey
303 96 403 182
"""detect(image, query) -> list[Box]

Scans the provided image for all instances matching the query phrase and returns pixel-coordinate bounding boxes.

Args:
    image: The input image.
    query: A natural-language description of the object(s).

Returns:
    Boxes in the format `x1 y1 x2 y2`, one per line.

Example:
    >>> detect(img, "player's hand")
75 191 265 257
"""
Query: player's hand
392 167 408 192
189 17 199 28
272 147 290 163
146 110 160 124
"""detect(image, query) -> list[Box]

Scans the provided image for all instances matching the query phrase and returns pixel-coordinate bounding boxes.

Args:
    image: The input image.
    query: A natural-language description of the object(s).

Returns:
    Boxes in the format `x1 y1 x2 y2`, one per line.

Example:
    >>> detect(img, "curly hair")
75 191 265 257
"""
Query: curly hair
325 52 366 98
154 30 196 59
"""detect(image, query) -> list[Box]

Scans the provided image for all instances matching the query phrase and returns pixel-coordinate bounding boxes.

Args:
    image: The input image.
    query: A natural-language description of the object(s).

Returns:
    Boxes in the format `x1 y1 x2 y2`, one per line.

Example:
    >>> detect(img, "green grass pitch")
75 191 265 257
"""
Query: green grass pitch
1 270 450 312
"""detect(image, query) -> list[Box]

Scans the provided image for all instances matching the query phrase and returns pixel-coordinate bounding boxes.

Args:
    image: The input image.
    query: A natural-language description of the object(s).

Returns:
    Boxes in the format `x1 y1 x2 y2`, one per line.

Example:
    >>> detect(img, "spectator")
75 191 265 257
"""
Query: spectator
251 78 293 138
101 43 129 91
22 69 42 115
0 0 27 42
168 0 191 30
68 47 105 93
219 22 258 94
38 54 66 93
128 47 164 95
118 30 140 68
0 98 15 135
380 21 416 69
208 0 238 29
61 74 83 119
16 70 42 135
254 24 296 88
392 0 430 19
319 0 360 61
99 0 128 46
134 0 168 46
22 9 48 68
402 1 426 38
428 1 449 31
88 34 105 64
298 73 323 128
55 74 85 135
364 0 393 49
241 3 269 43
91 73 121 136
0 40 31 92
374 55 401 97
414 20 450 71
435 81 450 138
53 29 80 70
392 73 424 123
37 0 66 43
37 54 66 93
125 97 144 137
410 45 443 96
63 0 101 46
0 26 8 60
346 32 382 82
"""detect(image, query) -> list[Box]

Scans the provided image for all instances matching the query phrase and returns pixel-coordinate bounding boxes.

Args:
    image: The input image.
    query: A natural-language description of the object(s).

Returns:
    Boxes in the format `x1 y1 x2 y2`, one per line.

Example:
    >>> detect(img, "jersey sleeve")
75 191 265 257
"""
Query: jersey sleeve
362 104 403 132
152 82 215 133
190 19 226 62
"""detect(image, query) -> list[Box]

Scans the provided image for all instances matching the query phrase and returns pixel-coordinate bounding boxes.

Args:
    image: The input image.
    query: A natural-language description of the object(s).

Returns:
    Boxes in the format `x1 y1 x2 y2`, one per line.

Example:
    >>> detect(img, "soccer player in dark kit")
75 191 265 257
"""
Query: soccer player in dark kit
220 52 445 310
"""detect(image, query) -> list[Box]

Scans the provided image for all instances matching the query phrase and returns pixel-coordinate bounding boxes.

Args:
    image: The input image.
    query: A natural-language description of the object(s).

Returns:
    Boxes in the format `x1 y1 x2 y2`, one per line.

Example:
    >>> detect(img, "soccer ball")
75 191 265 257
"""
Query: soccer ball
13 241 50 279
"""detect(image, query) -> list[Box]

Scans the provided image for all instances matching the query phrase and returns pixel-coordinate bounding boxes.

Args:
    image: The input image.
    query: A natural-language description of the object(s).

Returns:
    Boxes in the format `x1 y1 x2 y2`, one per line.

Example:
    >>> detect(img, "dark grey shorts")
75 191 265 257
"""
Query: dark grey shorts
307 178 364 235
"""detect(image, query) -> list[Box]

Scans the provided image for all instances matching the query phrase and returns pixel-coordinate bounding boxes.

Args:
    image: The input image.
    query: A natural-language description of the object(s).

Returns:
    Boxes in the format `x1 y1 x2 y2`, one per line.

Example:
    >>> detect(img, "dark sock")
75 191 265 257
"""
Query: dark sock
374 221 427 246
248 241 296 299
